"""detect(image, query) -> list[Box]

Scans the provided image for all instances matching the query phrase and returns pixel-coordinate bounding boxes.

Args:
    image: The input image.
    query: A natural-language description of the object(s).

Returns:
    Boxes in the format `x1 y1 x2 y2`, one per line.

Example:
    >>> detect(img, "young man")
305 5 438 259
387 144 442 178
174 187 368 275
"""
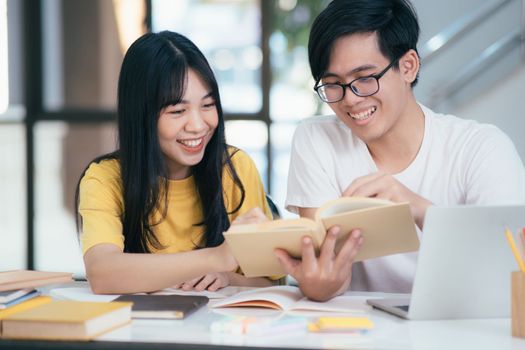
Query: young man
275 0 525 301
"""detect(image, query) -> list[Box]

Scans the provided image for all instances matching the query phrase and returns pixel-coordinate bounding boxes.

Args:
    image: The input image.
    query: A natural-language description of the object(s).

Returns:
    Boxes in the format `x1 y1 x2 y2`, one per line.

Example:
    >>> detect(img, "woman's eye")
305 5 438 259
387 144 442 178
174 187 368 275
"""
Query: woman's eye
203 102 216 109
169 109 184 115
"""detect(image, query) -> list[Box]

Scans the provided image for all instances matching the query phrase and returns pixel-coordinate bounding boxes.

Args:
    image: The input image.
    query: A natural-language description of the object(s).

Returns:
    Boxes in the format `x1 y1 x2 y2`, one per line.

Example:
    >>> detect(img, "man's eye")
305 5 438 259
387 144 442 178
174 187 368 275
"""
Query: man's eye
358 76 375 83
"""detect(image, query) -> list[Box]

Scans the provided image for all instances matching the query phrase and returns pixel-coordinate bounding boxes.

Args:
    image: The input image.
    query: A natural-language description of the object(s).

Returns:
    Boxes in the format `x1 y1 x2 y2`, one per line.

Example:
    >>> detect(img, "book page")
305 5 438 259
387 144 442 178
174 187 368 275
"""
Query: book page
210 286 303 311
291 295 371 313
316 197 392 219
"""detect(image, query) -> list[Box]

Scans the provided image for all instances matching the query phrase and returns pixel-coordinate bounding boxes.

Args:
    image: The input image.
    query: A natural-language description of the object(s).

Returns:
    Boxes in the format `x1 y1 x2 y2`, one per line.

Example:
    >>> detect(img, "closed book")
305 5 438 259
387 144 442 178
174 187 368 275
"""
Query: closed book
0 270 73 292
1 300 132 341
0 290 40 309
0 288 35 304
0 296 53 336
114 294 208 319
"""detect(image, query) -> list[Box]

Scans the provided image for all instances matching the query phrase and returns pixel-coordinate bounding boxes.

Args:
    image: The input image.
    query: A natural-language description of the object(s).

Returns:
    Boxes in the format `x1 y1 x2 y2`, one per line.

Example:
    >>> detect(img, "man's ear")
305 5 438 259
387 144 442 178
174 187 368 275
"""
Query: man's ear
399 49 420 84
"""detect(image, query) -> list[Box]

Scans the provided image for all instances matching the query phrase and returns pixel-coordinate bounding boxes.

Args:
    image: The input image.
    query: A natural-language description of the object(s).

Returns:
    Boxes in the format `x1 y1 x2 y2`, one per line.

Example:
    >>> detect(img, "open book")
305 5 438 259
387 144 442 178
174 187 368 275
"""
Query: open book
224 197 419 277
210 286 370 313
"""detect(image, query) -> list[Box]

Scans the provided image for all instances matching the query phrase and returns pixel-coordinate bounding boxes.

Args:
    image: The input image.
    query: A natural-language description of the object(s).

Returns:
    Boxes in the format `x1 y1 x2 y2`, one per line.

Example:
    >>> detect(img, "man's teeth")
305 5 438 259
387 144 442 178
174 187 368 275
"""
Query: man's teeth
349 106 377 120
178 138 203 148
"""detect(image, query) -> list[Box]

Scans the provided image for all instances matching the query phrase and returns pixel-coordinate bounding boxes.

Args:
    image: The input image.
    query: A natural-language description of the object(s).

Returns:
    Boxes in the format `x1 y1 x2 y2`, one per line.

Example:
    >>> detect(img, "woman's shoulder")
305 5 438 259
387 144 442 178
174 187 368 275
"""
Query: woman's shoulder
226 146 256 171
83 157 121 183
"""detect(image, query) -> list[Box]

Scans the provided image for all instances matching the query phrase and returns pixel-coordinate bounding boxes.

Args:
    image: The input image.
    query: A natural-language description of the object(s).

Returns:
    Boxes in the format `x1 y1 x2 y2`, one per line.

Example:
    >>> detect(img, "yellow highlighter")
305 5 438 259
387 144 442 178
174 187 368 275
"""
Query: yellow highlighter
308 316 374 333
505 228 525 273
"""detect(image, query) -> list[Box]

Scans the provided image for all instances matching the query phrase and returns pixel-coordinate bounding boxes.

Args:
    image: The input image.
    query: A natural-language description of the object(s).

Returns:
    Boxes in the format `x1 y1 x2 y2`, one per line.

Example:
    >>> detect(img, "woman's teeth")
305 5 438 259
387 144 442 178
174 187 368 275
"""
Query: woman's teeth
178 138 203 148
348 106 377 120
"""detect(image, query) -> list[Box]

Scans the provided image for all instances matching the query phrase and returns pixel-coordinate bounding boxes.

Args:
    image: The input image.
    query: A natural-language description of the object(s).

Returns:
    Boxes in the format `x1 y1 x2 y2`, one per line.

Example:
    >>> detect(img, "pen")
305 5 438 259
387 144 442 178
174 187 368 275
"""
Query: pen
505 228 525 273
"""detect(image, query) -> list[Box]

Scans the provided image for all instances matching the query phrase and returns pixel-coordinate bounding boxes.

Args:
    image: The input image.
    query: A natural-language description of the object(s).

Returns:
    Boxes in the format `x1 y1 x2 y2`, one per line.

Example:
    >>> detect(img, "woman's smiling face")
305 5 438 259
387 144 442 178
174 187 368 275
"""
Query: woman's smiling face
157 69 218 180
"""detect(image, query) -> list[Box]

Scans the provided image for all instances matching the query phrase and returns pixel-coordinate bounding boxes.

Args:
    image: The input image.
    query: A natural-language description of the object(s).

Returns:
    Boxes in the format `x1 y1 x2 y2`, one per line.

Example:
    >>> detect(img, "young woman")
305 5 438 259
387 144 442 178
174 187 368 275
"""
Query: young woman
76 31 274 294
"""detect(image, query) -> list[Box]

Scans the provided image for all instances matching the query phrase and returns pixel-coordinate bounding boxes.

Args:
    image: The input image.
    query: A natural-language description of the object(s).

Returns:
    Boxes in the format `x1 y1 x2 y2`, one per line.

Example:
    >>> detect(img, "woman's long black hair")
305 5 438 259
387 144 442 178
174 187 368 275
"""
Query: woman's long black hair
75 31 245 253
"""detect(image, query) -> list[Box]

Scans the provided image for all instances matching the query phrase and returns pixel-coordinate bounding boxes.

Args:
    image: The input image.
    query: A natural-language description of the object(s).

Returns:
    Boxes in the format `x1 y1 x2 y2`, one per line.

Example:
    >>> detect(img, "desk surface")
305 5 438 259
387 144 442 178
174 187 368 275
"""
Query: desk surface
1 283 525 350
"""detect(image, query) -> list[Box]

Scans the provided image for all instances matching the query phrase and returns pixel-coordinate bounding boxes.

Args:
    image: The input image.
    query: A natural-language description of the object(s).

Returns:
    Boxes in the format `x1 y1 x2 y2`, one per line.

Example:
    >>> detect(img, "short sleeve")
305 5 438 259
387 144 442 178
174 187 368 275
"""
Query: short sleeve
225 149 272 220
285 121 340 214
78 161 125 254
463 125 525 205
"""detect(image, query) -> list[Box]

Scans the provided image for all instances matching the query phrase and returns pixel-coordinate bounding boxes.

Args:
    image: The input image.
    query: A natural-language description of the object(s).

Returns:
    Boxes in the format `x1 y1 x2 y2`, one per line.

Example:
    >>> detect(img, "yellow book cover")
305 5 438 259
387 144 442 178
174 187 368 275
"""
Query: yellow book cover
1 300 132 341
0 296 52 336
0 270 73 292
224 197 420 277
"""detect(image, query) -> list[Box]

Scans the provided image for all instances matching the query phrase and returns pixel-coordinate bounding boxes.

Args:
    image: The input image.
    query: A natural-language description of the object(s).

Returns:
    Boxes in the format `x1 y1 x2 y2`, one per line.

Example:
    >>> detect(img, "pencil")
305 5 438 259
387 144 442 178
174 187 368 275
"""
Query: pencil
505 228 525 273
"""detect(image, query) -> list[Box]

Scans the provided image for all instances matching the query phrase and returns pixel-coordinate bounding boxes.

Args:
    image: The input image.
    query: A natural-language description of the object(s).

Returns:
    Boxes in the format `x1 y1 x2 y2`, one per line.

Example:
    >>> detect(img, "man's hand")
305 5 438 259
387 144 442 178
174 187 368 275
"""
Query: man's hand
171 272 230 292
274 226 363 302
343 172 432 229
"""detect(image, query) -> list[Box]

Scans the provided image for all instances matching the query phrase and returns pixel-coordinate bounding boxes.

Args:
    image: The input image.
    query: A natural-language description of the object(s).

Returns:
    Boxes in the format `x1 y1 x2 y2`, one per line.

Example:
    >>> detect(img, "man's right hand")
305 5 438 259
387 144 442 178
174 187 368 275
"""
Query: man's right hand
274 226 363 301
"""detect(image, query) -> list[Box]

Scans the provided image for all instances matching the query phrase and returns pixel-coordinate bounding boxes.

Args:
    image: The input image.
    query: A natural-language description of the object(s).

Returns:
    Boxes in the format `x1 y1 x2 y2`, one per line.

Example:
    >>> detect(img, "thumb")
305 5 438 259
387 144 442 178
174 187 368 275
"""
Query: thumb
274 248 298 275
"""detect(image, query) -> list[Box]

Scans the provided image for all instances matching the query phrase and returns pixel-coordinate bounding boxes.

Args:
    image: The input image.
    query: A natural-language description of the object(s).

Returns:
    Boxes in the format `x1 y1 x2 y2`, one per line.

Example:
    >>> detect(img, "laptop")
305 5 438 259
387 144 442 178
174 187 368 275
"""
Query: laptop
367 205 525 320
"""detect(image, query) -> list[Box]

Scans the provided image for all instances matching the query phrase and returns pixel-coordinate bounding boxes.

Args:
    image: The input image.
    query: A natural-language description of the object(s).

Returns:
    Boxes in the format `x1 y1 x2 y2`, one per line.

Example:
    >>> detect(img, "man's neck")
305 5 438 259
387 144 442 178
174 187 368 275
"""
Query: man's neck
367 99 425 174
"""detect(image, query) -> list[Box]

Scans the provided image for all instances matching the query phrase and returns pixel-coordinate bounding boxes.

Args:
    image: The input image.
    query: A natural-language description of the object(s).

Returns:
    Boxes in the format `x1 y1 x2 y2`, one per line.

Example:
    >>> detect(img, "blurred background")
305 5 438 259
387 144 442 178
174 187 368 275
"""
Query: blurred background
1 0 524 277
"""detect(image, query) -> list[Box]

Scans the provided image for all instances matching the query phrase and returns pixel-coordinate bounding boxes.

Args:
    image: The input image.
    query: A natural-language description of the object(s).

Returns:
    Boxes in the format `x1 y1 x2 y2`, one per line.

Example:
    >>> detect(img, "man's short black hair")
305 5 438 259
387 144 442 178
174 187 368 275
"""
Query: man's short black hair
309 0 420 87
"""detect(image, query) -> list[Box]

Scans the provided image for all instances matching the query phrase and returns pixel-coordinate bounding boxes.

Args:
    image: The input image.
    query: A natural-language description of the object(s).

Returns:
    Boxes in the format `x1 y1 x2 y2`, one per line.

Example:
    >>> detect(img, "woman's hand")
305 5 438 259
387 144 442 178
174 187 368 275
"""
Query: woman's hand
172 272 230 292
231 207 270 226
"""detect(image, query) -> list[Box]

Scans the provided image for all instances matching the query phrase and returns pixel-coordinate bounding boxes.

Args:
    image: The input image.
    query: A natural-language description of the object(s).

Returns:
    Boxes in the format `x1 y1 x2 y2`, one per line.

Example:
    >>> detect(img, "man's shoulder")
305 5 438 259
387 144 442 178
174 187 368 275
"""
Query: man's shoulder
423 105 503 140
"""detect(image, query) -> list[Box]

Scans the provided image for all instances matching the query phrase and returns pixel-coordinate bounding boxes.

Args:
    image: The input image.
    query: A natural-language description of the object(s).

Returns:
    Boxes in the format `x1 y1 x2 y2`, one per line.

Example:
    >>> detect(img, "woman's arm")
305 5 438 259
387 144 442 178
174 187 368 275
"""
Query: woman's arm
84 242 237 294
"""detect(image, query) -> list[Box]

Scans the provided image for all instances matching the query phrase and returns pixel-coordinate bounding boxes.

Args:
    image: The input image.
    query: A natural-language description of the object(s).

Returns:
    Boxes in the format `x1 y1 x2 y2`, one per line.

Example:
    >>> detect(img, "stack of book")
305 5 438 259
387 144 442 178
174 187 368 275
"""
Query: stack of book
0 270 73 292
0 270 133 340
0 288 41 310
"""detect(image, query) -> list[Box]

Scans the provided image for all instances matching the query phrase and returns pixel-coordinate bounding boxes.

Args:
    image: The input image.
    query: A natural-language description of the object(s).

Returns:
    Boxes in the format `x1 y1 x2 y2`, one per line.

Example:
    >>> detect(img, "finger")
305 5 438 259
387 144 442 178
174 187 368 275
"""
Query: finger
194 274 215 292
318 226 340 266
207 278 224 292
181 276 203 291
171 283 182 290
351 175 390 198
334 229 363 271
300 236 318 272
232 207 269 225
343 172 385 197
274 248 301 275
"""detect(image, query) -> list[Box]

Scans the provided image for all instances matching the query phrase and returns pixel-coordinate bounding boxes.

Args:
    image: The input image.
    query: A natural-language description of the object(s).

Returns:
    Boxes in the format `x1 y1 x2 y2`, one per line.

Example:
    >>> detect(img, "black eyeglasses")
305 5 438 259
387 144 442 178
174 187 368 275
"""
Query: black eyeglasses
314 57 400 103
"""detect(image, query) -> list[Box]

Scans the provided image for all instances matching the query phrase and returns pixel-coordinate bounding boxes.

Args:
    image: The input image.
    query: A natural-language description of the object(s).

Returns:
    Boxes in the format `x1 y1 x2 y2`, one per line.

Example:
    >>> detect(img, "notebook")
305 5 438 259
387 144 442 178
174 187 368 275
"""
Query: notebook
0 288 36 304
0 290 40 309
114 294 208 319
367 205 525 320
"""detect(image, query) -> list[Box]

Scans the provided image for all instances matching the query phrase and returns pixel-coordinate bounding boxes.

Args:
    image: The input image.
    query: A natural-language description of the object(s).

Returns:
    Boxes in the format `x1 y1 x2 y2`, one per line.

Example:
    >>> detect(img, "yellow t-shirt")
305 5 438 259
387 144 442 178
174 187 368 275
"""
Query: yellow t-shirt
79 149 272 255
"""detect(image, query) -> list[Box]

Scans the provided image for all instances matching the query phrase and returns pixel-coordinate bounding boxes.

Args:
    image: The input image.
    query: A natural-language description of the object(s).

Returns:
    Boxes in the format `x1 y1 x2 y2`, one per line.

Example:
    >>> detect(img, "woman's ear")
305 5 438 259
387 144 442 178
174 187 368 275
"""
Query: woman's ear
399 49 420 84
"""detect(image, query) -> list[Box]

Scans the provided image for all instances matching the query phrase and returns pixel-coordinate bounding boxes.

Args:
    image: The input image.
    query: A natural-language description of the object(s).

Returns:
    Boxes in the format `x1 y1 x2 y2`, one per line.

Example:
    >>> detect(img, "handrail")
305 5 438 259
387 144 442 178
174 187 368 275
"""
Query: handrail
522 0 525 60
427 29 522 108
420 0 516 64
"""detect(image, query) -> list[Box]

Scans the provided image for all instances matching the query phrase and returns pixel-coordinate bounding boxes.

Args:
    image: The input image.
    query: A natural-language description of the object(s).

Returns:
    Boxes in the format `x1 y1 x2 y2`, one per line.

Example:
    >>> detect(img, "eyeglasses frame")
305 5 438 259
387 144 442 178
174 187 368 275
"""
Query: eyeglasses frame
314 56 402 103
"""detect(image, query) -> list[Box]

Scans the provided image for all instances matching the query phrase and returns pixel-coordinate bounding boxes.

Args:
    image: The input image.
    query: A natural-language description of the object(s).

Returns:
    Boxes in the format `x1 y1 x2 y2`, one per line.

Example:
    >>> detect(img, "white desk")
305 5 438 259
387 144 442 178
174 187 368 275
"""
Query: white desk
96 302 521 350
2 283 525 350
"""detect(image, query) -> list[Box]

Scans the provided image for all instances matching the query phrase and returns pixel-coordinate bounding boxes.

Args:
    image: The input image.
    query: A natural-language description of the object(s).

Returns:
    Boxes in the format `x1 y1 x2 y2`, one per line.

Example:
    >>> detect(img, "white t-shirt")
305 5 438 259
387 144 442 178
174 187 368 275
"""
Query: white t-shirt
285 104 525 293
